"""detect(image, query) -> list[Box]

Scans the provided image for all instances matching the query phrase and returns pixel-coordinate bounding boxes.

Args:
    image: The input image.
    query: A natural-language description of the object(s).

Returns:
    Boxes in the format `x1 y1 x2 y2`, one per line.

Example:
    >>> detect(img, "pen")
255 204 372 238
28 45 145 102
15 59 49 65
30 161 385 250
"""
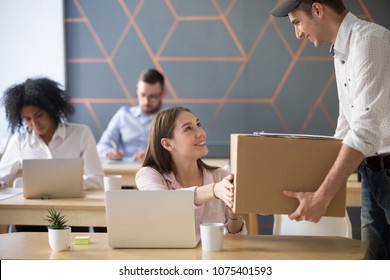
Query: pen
109 140 118 150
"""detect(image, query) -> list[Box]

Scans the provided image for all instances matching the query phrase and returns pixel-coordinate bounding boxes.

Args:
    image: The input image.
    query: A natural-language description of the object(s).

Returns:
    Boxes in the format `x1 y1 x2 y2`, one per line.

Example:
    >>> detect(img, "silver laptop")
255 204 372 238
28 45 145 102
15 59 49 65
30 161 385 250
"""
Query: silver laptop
22 158 84 199
105 190 200 248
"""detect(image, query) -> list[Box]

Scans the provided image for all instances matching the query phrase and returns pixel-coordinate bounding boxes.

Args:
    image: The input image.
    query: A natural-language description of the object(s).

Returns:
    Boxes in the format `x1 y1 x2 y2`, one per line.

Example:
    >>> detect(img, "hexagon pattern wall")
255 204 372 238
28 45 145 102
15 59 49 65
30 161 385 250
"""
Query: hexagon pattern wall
65 0 390 157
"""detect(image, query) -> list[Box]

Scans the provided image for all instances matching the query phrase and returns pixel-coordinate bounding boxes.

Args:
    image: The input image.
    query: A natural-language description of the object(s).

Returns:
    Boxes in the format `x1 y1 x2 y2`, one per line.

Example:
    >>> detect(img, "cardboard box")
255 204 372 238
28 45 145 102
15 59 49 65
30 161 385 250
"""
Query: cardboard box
230 133 346 217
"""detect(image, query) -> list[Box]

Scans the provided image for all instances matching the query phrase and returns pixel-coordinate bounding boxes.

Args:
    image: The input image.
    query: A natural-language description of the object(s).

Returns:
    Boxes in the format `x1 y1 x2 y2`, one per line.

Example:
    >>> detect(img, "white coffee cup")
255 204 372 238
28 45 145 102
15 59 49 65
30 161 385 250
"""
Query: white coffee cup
200 223 224 252
103 175 122 191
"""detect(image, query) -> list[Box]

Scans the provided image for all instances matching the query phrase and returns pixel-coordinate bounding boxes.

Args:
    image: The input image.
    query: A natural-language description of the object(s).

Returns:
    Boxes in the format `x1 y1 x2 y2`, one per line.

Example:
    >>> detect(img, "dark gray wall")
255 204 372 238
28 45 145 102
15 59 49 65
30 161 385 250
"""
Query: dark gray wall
65 0 390 157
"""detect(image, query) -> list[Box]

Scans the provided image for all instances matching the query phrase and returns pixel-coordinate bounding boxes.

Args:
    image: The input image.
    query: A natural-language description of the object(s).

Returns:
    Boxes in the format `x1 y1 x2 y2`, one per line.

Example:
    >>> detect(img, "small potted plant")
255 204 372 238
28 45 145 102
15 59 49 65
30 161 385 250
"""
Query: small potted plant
46 207 71 251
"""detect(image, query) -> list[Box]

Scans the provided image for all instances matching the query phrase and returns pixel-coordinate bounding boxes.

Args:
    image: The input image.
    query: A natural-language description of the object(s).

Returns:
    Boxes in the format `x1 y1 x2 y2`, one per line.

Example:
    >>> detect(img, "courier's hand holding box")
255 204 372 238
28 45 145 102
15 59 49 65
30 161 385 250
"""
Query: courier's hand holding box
230 133 346 217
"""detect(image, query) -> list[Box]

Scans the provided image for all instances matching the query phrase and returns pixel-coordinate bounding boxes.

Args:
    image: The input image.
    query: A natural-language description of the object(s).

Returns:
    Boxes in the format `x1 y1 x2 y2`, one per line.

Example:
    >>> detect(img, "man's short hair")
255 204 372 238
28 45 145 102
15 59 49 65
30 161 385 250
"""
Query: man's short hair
139 69 165 88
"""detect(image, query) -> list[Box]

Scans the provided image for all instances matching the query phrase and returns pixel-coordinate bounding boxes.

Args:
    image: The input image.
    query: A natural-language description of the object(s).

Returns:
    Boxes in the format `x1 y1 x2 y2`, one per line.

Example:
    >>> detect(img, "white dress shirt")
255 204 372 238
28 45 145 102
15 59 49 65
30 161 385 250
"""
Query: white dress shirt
0 123 104 189
333 13 390 156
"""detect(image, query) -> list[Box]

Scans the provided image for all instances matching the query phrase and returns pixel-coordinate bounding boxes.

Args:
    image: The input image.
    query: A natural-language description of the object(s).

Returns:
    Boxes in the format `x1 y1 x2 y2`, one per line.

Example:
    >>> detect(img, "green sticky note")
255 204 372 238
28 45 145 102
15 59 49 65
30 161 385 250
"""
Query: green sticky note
74 236 90 245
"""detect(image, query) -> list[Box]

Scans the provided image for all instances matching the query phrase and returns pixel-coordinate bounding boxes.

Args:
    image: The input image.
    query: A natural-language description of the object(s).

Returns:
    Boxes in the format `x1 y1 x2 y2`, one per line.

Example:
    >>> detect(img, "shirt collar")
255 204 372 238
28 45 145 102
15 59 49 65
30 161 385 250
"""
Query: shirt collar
333 12 357 57
133 104 165 118
132 105 157 118
132 105 143 118
28 123 66 145
329 44 335 57
55 123 67 140
161 171 183 190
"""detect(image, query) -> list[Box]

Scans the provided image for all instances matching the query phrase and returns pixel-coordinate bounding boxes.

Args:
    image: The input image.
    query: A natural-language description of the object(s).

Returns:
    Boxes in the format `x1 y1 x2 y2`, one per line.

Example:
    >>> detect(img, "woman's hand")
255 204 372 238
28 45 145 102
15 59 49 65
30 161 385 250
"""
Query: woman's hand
214 174 234 208
226 207 244 234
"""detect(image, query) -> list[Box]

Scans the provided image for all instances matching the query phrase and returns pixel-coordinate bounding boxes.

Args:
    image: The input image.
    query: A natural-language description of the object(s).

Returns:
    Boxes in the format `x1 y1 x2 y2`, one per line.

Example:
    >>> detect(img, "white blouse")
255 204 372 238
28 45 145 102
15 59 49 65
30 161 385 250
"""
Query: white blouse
0 123 104 189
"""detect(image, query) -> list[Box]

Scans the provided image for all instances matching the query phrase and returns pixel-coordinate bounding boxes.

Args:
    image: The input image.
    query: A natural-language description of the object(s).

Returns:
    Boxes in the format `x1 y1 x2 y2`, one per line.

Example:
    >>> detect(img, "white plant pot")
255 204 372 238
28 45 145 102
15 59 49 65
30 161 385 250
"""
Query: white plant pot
48 227 71 251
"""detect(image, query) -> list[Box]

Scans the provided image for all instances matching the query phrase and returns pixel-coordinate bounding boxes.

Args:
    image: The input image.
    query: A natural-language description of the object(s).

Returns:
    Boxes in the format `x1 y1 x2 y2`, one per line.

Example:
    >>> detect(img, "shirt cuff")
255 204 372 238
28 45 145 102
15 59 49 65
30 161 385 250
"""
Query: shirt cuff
343 131 377 156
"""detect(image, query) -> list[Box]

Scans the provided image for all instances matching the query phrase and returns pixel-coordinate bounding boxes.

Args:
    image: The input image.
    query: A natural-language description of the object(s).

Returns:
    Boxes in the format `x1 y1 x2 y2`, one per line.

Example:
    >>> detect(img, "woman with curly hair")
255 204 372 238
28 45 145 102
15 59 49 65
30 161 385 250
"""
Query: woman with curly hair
0 77 103 190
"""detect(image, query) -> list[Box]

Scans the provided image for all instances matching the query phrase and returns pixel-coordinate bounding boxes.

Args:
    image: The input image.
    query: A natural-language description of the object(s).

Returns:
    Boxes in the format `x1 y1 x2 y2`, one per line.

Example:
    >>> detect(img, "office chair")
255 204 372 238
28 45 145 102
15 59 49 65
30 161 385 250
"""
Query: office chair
273 210 352 238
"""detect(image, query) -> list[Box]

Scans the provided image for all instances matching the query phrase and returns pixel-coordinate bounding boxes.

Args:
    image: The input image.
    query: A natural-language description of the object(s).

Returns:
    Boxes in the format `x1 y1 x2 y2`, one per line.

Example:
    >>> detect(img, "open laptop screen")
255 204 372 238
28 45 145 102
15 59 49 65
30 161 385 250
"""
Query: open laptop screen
22 158 84 199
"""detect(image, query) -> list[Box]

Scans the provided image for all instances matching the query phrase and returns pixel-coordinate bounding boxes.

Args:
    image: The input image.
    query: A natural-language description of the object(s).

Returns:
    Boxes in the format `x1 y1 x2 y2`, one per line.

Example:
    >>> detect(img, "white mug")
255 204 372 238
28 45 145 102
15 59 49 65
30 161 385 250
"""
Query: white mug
200 223 224 252
103 175 122 191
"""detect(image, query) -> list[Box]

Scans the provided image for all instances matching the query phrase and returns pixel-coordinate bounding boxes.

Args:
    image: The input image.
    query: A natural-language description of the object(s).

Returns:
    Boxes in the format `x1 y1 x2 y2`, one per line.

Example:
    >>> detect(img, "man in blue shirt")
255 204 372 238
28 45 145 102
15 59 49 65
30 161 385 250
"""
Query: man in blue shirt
97 69 166 161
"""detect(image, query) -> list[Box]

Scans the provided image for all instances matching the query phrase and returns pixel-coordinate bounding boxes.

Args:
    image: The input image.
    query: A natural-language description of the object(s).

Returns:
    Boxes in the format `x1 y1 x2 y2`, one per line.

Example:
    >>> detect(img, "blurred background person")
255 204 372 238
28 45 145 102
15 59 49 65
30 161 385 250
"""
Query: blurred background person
0 77 103 190
97 68 166 162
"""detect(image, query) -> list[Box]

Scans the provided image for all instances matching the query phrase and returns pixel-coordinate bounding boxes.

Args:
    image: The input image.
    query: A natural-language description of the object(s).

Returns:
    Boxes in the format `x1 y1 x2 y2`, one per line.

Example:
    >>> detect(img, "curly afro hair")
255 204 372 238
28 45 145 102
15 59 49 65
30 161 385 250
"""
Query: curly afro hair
2 77 75 133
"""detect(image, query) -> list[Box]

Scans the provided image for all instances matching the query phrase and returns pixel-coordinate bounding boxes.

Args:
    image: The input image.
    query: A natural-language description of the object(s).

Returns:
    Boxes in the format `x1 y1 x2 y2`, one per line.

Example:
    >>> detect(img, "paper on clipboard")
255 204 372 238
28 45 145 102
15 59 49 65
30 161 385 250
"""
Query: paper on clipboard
107 157 135 164
253 131 340 140
0 188 23 200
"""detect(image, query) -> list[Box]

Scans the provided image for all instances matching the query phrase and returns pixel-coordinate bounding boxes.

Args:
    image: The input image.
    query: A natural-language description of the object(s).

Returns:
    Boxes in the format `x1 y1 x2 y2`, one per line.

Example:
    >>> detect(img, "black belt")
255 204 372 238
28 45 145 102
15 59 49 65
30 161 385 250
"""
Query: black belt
363 154 390 171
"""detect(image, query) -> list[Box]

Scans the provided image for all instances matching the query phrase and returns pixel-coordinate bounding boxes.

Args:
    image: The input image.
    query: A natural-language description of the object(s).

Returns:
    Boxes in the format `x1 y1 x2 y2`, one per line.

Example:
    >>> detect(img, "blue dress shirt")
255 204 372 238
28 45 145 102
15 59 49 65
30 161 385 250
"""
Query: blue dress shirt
97 105 156 159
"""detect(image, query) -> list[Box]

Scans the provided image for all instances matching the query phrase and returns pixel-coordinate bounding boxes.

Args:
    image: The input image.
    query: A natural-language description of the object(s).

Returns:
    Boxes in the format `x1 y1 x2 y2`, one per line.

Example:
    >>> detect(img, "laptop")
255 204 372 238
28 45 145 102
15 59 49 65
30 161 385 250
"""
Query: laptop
105 190 200 248
22 158 84 199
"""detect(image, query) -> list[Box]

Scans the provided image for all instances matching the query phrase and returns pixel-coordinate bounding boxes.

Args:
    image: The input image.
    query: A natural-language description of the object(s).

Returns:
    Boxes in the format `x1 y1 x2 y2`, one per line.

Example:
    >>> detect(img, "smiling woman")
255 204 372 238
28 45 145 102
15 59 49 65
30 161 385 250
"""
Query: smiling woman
136 106 247 235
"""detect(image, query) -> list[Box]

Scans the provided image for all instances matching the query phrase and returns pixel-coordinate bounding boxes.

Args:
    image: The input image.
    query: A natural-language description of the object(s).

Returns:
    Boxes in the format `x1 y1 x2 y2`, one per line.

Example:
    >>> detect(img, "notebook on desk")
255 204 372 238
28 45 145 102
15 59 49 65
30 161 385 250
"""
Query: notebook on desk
105 190 200 248
22 158 84 199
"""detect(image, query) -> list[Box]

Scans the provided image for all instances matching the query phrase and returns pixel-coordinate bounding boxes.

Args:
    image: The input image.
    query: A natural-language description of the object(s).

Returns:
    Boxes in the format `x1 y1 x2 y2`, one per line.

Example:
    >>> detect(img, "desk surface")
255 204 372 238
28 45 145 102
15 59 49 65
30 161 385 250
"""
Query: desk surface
0 232 368 260
0 177 361 234
0 190 259 234
0 163 361 235
0 190 105 227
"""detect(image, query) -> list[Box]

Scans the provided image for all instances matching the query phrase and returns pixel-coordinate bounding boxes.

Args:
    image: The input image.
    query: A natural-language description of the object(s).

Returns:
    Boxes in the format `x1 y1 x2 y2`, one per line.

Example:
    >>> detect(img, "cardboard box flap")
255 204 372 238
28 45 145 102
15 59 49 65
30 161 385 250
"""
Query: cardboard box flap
231 133 346 217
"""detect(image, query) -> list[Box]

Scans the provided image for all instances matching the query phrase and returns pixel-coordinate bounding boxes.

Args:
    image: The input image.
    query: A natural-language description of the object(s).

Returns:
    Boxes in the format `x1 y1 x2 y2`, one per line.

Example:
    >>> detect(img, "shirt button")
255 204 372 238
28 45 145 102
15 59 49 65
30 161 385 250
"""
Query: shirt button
341 60 345 64
344 83 347 87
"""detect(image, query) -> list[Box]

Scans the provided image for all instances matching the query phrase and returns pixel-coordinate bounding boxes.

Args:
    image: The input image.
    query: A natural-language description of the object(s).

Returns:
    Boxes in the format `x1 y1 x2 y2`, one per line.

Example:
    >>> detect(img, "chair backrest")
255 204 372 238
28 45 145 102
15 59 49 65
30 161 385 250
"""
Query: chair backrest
273 210 352 238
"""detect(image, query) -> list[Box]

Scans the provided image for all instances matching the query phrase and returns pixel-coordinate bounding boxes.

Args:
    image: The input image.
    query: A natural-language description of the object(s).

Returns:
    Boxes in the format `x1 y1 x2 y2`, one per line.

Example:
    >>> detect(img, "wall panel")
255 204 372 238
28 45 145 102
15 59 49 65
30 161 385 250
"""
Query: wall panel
65 0 390 157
